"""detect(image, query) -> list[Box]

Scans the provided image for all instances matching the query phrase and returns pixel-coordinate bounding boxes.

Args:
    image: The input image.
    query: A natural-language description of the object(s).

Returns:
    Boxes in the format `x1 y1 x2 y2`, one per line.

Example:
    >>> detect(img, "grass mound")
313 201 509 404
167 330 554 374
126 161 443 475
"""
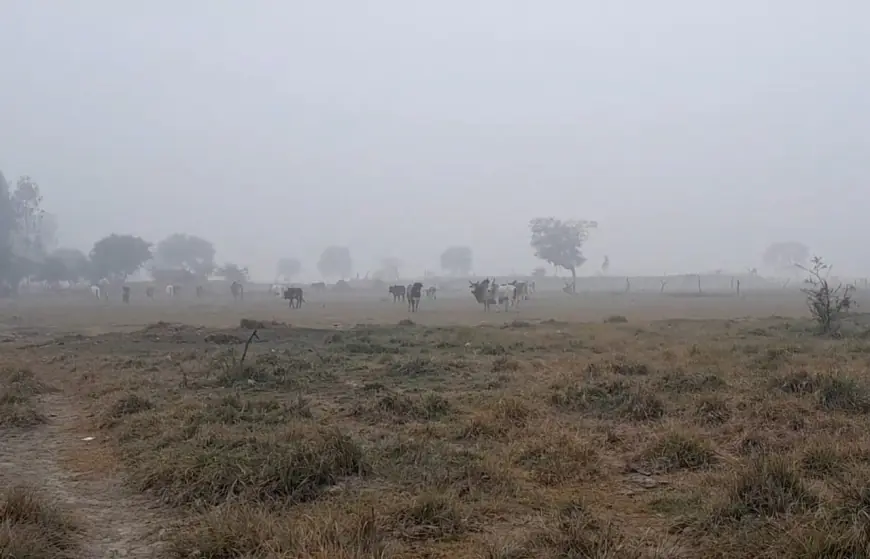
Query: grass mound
0 368 52 428
0 485 80 559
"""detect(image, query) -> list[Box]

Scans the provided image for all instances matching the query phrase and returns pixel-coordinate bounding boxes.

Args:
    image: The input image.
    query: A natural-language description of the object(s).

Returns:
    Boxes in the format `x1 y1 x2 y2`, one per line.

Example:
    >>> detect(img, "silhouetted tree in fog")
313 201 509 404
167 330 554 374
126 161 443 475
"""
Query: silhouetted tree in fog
154 233 216 278
763 241 809 273
90 234 152 283
529 217 597 293
276 257 302 281
440 246 473 276
317 246 352 280
0 172 54 294
217 263 249 284
50 248 89 282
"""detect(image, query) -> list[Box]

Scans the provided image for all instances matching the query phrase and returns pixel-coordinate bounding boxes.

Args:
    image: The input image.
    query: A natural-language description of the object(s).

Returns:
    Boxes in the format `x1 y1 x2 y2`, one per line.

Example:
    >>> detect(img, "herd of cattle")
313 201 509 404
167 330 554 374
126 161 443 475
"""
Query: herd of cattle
79 277 537 313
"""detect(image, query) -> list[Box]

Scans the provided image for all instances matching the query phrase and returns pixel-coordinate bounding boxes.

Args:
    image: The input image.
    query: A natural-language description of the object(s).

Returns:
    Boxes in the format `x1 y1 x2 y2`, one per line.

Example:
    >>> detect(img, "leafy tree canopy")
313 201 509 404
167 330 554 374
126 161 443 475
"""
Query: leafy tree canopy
90 234 152 282
154 233 215 277
217 263 249 284
529 217 597 292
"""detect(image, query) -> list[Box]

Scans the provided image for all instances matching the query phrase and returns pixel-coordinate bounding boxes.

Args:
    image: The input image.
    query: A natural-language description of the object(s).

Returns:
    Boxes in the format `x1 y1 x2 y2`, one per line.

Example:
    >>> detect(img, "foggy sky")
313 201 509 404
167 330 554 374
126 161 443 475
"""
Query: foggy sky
2 2 868 280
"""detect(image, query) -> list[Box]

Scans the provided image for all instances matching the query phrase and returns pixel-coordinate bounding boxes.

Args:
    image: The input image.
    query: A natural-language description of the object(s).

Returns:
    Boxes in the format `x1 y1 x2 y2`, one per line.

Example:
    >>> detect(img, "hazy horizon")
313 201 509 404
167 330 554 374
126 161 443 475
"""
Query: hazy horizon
2 2 868 280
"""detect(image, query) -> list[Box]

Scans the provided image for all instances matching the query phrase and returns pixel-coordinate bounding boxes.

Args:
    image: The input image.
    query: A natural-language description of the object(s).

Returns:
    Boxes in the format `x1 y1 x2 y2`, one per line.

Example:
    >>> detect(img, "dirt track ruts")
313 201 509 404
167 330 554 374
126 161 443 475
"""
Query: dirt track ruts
0 391 167 558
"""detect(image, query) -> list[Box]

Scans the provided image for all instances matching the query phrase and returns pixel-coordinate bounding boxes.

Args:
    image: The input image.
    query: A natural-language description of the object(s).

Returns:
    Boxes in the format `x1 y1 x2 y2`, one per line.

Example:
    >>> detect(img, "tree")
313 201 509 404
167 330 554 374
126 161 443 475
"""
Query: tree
35 256 70 284
317 246 352 279
276 257 302 281
39 212 58 252
0 173 51 294
529 217 598 293
440 246 473 276
90 234 152 282
798 256 854 334
50 248 89 282
763 241 809 273
154 233 216 277
217 263 249 283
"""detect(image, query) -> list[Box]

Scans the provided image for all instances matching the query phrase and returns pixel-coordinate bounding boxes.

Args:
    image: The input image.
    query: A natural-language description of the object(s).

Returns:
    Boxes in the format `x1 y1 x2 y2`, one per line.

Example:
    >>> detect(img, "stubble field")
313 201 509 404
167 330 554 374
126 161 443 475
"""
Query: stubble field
3 287 870 558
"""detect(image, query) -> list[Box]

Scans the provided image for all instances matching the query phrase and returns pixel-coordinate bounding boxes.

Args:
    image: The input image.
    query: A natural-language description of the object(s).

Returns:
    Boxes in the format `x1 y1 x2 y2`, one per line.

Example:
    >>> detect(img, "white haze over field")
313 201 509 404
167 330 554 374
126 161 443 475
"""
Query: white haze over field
1 2 868 281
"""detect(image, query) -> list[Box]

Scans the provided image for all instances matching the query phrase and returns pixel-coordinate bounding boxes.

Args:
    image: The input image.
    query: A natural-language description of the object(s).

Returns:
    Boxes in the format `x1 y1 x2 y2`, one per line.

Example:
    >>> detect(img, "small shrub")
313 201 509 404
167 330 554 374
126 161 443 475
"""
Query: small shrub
0 485 80 559
106 394 153 421
799 256 855 334
801 444 846 478
528 501 644 559
712 456 817 523
516 434 600 484
694 396 731 425
638 431 717 473
604 315 628 324
551 379 665 421
392 493 466 541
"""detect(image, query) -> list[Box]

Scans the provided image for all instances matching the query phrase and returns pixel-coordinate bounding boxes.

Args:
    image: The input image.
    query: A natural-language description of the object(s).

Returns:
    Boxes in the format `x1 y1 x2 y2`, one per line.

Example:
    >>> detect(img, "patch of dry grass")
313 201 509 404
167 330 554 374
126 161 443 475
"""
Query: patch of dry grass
0 485 80 559
33 312 870 557
0 368 52 428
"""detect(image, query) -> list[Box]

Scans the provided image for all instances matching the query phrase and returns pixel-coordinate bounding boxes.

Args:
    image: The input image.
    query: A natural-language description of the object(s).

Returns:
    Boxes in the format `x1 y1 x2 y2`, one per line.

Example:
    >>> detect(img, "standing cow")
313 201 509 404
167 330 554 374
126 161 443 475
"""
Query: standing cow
283 287 304 308
230 281 244 301
145 286 155 299
389 285 406 302
407 282 423 312
122 286 130 304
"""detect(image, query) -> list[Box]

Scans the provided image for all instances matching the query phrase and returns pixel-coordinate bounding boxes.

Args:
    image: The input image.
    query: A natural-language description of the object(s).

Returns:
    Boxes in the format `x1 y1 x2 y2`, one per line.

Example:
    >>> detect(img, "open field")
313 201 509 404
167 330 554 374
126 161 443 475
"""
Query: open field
3 289 870 557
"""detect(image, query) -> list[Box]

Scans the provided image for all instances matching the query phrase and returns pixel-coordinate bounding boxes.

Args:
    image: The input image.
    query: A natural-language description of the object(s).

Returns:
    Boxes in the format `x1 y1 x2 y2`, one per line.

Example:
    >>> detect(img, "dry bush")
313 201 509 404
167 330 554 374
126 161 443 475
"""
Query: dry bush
0 485 80 559
515 430 601 484
166 502 389 559
637 429 717 473
111 401 367 507
710 456 817 524
0 368 52 428
550 378 665 421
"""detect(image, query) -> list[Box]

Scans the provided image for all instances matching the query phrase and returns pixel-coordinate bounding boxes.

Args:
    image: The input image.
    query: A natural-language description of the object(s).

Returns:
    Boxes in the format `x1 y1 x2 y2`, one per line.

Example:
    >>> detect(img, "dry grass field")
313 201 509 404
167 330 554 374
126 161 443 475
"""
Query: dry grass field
3 287 870 558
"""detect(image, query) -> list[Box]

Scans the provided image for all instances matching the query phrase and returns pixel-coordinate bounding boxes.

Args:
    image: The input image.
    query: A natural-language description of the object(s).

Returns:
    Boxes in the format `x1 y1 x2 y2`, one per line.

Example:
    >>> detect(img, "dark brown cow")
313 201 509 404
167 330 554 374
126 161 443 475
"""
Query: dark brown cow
283 287 304 308
230 281 244 300
122 286 130 304
389 285 406 302
145 286 154 299
407 282 423 312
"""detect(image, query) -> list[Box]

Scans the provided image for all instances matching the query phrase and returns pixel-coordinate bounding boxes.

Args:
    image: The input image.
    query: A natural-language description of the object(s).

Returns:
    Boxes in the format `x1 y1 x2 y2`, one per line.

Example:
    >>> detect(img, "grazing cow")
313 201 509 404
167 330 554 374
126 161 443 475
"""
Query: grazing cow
426 286 437 300
389 285 406 302
311 281 326 292
283 287 304 308
145 286 155 299
196 285 205 298
407 282 423 312
230 281 244 301
90 285 101 299
122 286 130 304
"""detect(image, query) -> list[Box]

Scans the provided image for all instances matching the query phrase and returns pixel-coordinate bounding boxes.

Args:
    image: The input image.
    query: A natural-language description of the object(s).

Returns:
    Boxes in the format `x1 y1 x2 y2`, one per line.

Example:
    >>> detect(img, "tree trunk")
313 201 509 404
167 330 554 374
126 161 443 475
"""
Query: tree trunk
570 267 576 293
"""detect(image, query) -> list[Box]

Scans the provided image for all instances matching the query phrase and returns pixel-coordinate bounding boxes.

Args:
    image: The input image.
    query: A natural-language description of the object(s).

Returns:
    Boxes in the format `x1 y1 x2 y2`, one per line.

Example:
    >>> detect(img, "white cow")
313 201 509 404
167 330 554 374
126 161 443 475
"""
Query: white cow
488 282 517 312
271 284 284 297
90 285 101 299
165 285 176 297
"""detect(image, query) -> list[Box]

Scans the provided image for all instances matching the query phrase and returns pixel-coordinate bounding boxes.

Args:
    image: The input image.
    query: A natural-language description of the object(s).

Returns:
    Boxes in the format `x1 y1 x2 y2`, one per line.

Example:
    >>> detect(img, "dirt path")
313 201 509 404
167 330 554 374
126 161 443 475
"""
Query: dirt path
0 392 168 558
